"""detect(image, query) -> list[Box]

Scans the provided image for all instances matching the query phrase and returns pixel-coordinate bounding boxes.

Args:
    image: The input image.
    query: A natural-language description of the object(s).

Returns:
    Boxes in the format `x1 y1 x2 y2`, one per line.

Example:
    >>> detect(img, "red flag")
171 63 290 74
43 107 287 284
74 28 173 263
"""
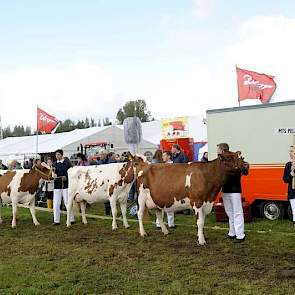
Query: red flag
236 67 276 103
37 107 60 134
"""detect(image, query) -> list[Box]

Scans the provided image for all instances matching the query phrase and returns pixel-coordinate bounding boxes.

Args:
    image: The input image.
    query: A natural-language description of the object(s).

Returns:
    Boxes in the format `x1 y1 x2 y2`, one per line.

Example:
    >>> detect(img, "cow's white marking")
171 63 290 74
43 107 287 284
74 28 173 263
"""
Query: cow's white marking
185 173 193 188
163 197 191 213
138 170 144 177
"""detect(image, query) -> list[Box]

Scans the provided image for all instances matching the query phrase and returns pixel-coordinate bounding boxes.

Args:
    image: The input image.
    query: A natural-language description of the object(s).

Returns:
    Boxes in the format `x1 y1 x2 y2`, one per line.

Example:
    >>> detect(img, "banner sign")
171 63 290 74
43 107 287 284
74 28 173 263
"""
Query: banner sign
162 117 189 139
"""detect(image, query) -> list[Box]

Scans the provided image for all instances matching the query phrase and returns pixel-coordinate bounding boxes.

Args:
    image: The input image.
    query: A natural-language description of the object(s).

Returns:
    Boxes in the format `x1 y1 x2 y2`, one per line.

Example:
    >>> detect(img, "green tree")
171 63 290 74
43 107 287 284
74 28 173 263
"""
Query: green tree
85 117 90 128
3 126 12 138
56 119 76 133
116 99 153 124
103 117 112 126
13 125 26 137
25 126 32 136
90 118 96 127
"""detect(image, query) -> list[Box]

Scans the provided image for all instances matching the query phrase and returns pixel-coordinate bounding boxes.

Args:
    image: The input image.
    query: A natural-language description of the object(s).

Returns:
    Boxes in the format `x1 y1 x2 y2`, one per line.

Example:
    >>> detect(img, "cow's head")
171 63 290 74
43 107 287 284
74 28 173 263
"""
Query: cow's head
218 151 248 174
33 162 54 181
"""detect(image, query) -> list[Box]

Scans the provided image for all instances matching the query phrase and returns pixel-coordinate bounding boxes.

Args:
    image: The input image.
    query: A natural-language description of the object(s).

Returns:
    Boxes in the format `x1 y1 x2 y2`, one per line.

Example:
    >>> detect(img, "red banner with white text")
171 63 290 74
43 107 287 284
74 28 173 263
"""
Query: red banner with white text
236 67 276 104
37 107 59 134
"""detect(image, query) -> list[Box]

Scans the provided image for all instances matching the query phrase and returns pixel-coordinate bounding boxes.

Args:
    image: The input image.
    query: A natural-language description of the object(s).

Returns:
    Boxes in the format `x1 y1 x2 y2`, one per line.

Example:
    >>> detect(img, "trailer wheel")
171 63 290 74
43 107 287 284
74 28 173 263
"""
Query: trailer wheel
260 202 284 220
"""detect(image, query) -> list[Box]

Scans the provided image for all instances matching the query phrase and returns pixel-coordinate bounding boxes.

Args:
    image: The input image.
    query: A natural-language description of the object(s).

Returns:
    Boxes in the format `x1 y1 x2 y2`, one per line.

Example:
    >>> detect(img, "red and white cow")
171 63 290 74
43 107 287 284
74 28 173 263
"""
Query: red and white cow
0 164 53 228
66 161 135 230
135 151 247 245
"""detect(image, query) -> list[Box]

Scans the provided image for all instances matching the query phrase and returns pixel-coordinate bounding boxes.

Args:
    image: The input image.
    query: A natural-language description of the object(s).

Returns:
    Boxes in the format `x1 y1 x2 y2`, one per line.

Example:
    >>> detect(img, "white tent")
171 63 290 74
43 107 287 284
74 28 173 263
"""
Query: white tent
0 125 157 164
0 115 207 164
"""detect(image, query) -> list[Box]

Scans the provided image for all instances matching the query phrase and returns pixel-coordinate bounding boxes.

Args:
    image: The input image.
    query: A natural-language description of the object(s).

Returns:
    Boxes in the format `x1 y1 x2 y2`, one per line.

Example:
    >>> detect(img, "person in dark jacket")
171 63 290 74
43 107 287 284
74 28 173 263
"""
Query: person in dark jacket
107 152 118 164
171 144 188 163
283 145 295 229
200 152 208 162
52 149 75 225
97 150 108 165
217 143 249 243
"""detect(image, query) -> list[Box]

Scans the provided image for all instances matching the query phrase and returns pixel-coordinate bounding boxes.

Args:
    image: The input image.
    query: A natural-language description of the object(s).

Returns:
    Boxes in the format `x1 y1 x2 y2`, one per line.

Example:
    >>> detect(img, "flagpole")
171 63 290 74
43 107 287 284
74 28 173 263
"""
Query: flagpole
236 65 241 107
36 105 39 157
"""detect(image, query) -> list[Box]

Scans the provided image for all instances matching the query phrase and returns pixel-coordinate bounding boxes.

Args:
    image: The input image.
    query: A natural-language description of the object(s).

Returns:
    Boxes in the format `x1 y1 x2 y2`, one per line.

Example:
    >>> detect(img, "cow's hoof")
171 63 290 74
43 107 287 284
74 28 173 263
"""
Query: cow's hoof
124 224 130 229
66 224 71 228
34 222 40 226
112 227 118 231
140 232 147 237
163 230 170 235
198 240 207 246
11 225 16 229
0 219 3 224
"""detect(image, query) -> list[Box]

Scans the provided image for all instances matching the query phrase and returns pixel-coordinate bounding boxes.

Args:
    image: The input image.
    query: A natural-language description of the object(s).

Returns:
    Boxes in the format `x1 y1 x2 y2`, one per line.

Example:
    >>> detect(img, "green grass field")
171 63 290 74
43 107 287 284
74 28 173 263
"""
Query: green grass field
0 205 295 295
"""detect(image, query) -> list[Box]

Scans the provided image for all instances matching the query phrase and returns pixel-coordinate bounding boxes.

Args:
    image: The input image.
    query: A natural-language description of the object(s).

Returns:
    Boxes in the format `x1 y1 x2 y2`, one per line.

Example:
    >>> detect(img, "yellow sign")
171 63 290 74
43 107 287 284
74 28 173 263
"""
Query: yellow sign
162 117 189 139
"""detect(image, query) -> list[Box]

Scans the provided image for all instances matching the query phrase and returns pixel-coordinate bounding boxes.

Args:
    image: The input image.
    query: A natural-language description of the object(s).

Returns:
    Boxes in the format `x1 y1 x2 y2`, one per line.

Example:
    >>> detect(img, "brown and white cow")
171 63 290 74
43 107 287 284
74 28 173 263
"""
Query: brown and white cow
0 163 53 228
66 160 136 229
135 151 247 245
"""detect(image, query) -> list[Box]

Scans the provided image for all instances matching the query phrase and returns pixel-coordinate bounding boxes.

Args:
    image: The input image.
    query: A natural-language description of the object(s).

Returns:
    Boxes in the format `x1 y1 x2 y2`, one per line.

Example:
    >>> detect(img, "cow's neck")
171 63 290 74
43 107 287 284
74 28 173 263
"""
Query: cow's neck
202 159 233 202
212 158 231 185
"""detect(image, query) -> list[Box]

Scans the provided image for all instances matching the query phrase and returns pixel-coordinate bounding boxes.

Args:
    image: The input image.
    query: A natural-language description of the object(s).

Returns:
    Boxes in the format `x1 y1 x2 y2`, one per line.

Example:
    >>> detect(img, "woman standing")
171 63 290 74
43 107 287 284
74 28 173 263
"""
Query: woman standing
43 157 54 210
77 153 89 166
283 145 295 229
151 150 163 164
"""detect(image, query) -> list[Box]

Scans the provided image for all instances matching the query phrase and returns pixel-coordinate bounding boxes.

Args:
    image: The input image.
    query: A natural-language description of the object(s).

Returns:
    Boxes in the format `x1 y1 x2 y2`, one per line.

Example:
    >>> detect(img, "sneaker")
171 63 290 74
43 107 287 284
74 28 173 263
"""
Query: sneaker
53 222 60 226
227 235 236 240
169 225 177 229
234 237 245 243
71 221 76 225
156 226 161 230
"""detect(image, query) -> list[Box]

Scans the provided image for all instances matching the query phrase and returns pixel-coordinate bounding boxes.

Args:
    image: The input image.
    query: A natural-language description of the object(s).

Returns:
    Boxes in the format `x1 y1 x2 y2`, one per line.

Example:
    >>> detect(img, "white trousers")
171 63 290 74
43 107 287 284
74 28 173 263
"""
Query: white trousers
156 211 175 227
53 189 75 224
290 199 295 222
222 193 245 239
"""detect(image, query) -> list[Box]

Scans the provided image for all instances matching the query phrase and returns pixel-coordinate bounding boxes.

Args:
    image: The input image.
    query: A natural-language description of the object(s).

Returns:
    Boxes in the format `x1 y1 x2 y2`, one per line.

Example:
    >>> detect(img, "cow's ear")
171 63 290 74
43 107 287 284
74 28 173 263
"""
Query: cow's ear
218 154 225 161
236 151 242 157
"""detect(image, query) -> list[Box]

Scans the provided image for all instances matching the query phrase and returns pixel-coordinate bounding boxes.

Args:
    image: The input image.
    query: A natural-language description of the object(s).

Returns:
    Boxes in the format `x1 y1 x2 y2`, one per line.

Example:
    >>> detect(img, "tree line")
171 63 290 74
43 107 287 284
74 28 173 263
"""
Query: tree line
1 99 154 138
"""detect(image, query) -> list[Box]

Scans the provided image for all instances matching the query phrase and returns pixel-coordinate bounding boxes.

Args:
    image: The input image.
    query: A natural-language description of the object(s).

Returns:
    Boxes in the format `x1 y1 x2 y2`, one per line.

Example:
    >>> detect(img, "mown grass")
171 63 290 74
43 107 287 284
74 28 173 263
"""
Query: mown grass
0 204 295 295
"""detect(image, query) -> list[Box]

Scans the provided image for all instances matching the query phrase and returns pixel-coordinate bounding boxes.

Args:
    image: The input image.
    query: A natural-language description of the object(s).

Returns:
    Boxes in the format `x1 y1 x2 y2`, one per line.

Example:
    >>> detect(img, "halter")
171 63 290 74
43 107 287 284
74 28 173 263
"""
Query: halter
33 165 52 181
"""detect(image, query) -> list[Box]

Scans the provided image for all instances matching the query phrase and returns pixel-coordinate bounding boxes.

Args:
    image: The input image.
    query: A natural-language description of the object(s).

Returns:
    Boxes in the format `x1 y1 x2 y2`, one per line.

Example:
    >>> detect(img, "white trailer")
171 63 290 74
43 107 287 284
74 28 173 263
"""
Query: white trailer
206 100 295 220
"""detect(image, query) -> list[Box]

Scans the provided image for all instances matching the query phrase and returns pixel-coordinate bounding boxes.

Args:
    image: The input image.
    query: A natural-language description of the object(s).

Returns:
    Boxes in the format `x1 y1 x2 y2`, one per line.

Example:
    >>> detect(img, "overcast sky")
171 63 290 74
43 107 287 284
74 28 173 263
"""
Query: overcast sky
1 0 295 128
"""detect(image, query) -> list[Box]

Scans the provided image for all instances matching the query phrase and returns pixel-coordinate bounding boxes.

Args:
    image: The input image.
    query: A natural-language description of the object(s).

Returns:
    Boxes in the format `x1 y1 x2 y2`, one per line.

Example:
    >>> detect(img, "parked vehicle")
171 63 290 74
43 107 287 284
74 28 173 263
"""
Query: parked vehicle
206 100 295 220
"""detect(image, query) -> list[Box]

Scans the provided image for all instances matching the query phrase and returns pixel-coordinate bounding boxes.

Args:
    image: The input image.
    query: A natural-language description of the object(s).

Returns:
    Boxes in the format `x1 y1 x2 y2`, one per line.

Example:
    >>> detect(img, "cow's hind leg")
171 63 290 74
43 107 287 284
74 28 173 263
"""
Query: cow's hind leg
66 193 76 227
110 197 118 230
119 197 130 229
137 191 147 237
29 198 40 226
80 201 88 225
11 201 18 228
194 203 206 245
155 209 169 235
